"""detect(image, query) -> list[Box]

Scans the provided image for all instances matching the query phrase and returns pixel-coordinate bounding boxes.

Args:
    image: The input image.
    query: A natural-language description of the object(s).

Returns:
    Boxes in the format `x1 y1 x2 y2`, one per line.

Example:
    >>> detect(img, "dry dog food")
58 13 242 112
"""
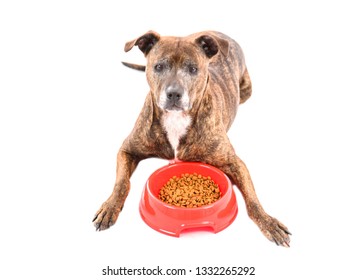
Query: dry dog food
158 173 221 207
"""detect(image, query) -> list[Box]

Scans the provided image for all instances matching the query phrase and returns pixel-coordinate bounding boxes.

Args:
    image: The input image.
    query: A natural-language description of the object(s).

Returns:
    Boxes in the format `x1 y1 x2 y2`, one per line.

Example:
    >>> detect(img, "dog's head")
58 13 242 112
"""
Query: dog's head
124 31 229 112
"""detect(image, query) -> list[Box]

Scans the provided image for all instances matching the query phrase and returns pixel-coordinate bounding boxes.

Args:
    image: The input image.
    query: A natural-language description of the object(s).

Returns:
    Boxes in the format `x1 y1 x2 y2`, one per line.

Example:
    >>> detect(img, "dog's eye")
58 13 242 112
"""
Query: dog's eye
188 66 198 74
154 63 164 72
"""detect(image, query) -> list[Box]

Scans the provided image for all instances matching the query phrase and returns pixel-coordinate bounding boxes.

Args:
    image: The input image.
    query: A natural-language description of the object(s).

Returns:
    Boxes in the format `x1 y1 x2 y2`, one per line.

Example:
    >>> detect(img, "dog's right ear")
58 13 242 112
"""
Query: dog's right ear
124 31 161 56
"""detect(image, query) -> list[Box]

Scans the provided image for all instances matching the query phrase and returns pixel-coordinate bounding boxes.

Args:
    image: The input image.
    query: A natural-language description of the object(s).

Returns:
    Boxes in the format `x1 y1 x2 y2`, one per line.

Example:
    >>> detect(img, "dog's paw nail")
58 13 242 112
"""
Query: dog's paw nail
272 237 279 246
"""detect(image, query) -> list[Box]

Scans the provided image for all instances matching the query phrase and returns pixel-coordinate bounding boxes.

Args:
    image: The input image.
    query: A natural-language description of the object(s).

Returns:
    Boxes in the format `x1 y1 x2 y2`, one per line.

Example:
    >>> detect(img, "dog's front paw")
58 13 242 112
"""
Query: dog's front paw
92 200 121 231
256 214 291 247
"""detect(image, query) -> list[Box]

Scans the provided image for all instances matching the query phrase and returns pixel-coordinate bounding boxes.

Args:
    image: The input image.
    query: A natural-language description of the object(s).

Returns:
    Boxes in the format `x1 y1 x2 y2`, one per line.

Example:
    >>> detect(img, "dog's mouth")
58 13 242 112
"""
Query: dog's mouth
164 104 184 111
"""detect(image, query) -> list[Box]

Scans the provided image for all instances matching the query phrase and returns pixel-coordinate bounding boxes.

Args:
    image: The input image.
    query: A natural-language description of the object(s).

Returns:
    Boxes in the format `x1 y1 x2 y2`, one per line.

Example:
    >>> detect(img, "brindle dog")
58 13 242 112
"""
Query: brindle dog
93 31 291 247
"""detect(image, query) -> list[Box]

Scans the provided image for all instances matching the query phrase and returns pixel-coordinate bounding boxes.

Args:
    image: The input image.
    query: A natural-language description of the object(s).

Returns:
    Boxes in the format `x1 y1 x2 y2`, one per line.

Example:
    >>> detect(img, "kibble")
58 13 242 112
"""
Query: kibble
158 173 221 207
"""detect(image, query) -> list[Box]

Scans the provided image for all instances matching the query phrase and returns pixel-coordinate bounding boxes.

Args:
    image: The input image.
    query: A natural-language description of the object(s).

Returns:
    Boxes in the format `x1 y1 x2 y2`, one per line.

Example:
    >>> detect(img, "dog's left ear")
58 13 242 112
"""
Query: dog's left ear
195 35 229 58
124 31 161 56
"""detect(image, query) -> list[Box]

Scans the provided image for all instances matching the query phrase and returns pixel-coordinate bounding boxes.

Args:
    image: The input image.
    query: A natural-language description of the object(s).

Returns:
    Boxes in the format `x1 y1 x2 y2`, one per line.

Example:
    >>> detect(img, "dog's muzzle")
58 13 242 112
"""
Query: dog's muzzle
159 83 189 111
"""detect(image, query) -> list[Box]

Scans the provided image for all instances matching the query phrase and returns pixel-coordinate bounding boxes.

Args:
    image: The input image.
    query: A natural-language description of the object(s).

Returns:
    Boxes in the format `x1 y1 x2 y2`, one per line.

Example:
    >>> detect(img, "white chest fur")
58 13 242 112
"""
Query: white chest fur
162 111 191 157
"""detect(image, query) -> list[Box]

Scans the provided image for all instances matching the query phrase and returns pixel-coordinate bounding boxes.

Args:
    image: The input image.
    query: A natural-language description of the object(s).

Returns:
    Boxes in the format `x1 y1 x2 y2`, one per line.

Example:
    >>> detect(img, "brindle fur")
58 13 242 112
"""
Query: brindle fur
93 31 291 247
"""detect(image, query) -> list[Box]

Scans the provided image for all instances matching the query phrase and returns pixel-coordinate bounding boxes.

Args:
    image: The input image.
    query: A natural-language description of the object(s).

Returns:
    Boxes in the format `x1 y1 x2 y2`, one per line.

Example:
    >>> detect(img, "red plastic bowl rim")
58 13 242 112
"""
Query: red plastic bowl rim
145 162 232 211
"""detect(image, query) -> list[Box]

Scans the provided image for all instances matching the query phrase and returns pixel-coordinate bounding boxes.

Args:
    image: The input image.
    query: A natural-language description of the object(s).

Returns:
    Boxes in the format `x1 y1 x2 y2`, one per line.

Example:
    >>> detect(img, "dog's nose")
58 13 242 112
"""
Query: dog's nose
166 84 184 102
167 91 182 101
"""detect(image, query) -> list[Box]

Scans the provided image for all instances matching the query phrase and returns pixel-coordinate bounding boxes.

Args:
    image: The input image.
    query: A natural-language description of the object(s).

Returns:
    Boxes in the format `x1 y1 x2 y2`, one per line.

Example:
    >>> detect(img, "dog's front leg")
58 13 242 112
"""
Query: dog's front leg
220 155 291 247
93 149 139 231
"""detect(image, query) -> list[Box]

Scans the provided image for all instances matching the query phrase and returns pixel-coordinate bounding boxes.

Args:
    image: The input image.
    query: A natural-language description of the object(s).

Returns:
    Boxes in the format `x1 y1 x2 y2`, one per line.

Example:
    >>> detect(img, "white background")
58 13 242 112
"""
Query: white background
1 0 355 279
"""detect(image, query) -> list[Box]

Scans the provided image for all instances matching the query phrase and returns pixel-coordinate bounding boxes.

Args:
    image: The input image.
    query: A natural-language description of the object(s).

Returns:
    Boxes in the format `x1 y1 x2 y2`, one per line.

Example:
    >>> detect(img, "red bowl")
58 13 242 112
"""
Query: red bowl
139 162 238 237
